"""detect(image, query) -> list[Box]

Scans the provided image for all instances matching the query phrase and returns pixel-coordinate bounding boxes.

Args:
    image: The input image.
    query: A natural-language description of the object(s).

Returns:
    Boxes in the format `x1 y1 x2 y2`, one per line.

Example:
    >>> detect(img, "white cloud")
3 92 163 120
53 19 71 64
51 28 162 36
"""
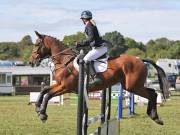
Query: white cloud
94 9 180 42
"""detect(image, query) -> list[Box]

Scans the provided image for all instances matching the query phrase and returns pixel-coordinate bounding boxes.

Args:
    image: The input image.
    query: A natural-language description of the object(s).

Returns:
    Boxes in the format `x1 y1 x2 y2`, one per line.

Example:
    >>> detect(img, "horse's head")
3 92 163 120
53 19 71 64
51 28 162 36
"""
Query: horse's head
29 31 51 67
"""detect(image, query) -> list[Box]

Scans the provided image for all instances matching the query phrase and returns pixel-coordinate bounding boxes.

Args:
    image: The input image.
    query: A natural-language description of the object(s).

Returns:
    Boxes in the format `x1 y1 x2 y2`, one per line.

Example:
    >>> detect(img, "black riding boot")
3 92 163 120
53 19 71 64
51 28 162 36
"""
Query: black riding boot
85 62 103 87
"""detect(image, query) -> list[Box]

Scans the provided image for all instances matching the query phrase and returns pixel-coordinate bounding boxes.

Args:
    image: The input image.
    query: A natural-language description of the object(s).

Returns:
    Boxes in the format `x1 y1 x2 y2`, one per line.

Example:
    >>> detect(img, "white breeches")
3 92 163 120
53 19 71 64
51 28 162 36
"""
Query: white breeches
83 46 108 63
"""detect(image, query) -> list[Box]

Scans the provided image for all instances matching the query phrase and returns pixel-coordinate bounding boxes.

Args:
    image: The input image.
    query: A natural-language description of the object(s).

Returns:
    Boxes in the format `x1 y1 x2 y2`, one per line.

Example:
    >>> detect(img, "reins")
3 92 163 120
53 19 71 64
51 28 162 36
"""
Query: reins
51 48 77 59
50 48 78 72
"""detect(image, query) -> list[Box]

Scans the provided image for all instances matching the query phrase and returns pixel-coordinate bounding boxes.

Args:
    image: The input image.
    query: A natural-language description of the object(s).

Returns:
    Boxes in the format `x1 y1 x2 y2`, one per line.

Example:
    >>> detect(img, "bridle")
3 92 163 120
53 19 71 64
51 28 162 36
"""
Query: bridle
32 37 78 71
51 48 78 73
31 38 48 63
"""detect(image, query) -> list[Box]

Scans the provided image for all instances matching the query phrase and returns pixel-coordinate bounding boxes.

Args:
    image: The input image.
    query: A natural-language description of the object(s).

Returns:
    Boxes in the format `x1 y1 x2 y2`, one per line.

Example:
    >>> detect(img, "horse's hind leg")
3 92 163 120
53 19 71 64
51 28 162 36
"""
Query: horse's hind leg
132 87 163 125
145 88 164 125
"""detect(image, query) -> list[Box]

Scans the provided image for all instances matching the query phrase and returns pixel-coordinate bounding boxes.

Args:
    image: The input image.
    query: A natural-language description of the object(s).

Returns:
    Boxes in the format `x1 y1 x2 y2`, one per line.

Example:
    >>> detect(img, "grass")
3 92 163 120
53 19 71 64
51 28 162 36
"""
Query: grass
0 92 180 135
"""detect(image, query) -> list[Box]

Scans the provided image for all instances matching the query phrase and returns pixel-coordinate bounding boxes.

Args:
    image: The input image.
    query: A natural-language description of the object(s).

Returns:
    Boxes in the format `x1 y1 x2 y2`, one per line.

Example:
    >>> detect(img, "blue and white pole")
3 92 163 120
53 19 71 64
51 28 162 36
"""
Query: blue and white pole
118 83 123 119
128 92 135 115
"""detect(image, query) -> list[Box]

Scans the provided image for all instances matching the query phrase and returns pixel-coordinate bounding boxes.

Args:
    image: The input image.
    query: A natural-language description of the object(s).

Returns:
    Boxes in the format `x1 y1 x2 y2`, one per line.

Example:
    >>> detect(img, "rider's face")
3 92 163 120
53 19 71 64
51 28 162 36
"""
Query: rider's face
81 19 88 25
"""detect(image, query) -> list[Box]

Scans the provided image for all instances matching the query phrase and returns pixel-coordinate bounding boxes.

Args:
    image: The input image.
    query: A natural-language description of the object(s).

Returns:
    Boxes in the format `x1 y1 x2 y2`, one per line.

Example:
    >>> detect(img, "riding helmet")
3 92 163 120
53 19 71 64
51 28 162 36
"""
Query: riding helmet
80 10 92 19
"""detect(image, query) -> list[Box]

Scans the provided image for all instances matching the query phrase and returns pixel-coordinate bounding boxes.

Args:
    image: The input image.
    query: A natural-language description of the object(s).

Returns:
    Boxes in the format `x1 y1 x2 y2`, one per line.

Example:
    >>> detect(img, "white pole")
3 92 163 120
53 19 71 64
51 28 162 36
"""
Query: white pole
60 95 64 105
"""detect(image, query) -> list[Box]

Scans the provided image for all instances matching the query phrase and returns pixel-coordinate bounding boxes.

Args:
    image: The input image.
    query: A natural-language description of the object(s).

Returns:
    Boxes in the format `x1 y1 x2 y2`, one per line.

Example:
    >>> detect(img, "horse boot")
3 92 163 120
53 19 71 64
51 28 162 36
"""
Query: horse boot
87 62 103 88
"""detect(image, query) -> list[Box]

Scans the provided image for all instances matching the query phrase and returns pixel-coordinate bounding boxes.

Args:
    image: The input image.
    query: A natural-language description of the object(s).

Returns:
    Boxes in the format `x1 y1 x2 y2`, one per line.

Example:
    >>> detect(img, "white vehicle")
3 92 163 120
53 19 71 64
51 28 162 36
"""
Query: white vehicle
156 59 180 75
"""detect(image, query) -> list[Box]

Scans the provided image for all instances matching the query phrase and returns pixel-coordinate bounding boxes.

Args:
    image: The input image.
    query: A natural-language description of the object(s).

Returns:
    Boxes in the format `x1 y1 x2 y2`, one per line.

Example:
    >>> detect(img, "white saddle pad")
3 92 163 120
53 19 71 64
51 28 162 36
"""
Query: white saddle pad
73 57 108 73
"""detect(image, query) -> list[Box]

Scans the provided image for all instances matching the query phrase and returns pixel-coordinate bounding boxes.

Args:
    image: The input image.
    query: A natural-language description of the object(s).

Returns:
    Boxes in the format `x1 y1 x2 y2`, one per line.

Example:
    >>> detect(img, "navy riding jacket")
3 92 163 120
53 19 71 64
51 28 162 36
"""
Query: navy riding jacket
78 22 104 47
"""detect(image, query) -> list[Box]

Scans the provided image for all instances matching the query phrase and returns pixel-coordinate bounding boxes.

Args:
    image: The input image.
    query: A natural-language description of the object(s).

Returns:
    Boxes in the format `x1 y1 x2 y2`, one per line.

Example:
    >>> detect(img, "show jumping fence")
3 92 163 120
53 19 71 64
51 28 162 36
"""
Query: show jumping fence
118 83 135 119
76 50 117 135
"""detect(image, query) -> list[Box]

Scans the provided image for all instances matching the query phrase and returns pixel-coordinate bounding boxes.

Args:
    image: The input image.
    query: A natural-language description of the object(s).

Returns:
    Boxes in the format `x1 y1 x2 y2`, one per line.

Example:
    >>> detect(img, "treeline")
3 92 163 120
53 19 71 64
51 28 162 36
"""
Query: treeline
0 31 180 62
63 31 180 60
0 35 33 62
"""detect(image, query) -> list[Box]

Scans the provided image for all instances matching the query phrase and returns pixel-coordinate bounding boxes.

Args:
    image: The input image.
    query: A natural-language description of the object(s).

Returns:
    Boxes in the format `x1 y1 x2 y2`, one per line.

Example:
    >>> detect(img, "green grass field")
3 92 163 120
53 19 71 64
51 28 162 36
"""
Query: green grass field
0 91 180 135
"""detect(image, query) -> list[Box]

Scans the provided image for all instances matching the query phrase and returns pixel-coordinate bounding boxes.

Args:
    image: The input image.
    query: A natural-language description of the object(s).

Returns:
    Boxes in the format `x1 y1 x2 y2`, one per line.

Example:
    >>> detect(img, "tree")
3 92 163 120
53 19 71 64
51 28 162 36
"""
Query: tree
124 37 146 52
0 42 20 60
63 32 86 48
146 38 177 60
19 35 33 47
168 41 180 59
22 46 32 62
103 31 127 57
124 37 137 48
19 35 33 62
125 48 146 58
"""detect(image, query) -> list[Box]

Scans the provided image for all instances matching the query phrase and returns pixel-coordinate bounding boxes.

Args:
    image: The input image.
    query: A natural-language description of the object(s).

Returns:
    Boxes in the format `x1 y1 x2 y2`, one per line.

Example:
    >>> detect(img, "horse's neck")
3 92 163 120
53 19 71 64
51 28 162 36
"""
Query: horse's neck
50 42 74 66
51 43 65 56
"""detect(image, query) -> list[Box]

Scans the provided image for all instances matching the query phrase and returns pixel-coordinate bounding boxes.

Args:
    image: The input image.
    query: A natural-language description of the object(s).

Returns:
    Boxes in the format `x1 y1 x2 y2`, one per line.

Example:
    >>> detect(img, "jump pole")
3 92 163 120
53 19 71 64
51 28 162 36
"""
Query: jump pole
118 83 123 119
77 50 85 135
128 92 135 115
76 49 115 135
118 83 135 119
101 89 106 124
118 83 123 135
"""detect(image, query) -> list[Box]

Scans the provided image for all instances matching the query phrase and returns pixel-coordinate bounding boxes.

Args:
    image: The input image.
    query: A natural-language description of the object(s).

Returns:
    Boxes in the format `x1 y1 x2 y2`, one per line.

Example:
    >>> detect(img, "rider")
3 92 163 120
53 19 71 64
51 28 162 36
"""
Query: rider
76 10 108 87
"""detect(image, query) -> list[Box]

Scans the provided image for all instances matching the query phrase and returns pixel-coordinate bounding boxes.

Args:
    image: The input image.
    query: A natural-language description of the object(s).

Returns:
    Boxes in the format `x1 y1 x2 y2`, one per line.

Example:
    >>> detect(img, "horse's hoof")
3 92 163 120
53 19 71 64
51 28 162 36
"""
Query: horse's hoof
39 113 48 122
154 118 164 125
41 119 46 123
148 112 164 125
35 107 40 113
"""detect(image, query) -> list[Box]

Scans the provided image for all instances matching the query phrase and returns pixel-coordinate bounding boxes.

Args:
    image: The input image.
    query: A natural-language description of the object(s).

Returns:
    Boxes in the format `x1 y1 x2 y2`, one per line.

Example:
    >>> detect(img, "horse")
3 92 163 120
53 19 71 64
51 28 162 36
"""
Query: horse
29 31 168 125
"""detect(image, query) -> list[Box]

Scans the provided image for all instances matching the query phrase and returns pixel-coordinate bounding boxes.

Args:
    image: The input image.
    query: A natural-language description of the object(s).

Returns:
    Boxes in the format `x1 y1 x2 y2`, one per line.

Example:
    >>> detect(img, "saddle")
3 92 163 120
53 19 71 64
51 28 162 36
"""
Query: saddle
73 53 109 73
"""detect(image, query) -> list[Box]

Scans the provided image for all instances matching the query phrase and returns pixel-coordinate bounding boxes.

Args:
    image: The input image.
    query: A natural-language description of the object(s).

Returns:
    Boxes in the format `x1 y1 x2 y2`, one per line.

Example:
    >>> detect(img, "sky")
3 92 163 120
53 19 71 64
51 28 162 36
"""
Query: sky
0 0 180 43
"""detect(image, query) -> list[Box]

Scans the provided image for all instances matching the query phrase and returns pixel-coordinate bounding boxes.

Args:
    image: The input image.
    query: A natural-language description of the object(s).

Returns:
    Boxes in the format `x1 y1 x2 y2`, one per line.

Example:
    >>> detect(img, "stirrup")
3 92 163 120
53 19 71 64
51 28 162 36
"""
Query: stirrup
89 77 102 88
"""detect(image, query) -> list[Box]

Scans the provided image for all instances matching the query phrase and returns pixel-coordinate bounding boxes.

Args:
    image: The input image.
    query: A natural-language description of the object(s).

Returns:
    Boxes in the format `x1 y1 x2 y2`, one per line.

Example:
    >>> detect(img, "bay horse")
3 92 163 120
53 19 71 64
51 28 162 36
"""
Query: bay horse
29 31 168 125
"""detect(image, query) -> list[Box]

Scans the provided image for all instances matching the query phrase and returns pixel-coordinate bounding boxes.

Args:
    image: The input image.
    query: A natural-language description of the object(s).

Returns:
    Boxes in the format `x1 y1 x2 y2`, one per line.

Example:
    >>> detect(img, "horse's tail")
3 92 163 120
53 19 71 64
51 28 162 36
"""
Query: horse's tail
142 59 169 100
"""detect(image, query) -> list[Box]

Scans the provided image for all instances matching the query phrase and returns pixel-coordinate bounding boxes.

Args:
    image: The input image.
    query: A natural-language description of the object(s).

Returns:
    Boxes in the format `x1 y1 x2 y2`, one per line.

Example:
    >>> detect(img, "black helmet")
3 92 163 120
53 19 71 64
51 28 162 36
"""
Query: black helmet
80 10 92 19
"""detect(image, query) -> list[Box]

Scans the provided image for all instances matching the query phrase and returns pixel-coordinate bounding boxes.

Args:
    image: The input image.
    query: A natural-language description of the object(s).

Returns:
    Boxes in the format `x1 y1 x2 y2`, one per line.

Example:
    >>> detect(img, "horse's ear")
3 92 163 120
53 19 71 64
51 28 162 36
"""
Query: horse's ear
35 31 43 39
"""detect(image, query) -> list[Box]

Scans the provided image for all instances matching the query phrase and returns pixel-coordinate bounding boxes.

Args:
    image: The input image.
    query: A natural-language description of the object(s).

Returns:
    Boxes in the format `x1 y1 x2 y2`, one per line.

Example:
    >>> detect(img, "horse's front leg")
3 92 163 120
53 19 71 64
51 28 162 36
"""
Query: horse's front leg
39 84 65 122
35 84 58 113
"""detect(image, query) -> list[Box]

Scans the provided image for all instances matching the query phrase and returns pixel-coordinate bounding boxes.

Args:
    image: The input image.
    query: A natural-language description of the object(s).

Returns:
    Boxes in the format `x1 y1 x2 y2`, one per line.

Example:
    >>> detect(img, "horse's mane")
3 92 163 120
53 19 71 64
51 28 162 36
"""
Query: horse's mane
46 35 66 48
45 35 77 56
108 55 120 60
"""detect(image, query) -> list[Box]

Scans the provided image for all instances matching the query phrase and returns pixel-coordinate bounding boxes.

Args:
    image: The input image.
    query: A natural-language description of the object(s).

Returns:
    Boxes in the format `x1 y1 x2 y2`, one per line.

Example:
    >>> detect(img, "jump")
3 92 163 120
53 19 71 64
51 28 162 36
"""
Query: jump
29 30 168 125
